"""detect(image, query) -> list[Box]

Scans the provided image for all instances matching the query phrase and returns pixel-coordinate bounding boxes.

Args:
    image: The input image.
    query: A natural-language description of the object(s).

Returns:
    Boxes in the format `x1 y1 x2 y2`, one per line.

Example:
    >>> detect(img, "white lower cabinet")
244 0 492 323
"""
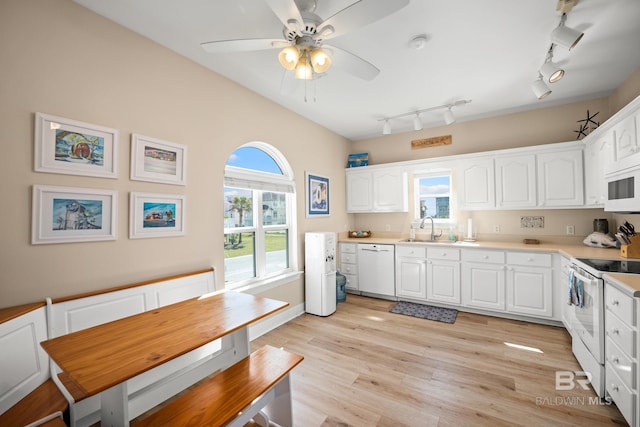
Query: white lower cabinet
339 243 359 291
395 246 427 299
461 250 506 312
604 280 638 426
505 252 553 318
426 247 460 305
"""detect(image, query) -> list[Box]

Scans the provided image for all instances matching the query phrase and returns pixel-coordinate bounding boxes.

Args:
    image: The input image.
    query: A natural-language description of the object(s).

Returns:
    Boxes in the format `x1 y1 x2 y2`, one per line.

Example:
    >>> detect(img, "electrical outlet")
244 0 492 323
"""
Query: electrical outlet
566 225 575 235
493 224 500 233
385 224 391 232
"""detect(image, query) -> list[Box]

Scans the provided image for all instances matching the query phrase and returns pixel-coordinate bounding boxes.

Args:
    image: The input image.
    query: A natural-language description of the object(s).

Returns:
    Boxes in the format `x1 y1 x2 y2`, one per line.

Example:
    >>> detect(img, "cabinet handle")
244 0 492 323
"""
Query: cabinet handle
612 357 620 364
612 329 620 335
442 252 447 256
612 300 619 306
611 384 619 392
527 258 534 262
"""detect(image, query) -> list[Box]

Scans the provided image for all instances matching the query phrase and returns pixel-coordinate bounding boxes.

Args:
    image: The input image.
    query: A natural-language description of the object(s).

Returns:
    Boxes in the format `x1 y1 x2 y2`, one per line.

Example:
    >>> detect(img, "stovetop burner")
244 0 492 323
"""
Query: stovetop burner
576 258 640 274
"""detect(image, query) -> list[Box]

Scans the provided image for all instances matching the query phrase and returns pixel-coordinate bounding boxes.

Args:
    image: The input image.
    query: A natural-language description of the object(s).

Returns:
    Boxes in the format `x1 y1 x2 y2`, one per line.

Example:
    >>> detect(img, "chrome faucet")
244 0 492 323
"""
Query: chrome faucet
419 216 443 241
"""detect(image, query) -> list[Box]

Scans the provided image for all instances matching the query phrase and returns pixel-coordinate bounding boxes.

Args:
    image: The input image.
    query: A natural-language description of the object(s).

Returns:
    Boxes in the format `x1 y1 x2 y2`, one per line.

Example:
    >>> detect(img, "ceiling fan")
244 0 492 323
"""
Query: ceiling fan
200 0 409 82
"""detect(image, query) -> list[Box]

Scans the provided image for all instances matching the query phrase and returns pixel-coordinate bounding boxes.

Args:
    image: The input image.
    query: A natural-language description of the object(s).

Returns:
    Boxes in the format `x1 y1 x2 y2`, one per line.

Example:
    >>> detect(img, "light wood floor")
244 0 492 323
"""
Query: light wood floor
250 294 627 427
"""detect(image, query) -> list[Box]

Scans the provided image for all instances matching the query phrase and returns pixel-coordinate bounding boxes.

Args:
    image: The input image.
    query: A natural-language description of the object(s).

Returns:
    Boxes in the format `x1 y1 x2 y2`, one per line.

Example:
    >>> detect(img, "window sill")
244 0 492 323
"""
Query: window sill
229 271 303 295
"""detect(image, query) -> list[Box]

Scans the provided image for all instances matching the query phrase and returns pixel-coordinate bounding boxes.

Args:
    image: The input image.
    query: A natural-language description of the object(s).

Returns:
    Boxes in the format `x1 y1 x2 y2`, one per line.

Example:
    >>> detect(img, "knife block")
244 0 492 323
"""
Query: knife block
621 235 640 259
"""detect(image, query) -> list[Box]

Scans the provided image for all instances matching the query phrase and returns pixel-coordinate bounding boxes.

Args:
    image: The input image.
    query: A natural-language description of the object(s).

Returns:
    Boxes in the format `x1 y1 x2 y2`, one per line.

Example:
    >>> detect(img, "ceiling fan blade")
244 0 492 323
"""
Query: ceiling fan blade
200 38 285 53
324 45 379 81
317 0 409 40
265 0 304 34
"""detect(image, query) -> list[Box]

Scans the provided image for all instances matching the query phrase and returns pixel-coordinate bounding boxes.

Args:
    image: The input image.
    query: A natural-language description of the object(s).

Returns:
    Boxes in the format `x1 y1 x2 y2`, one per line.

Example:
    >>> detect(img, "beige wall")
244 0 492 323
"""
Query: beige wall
0 0 353 308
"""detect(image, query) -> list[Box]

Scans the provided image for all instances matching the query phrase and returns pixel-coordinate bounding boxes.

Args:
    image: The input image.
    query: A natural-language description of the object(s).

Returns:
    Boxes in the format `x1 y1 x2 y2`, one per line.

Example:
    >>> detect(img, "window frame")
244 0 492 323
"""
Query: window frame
223 142 298 290
413 170 455 225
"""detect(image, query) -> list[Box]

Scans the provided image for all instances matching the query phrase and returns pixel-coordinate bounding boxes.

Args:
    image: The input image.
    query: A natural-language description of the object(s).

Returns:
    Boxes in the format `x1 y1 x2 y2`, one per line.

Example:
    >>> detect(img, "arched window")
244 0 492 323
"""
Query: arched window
223 143 296 287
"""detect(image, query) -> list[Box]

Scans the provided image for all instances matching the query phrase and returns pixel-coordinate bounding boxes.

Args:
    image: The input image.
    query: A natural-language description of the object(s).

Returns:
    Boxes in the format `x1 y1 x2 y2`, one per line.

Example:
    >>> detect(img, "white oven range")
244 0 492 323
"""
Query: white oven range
567 257 640 399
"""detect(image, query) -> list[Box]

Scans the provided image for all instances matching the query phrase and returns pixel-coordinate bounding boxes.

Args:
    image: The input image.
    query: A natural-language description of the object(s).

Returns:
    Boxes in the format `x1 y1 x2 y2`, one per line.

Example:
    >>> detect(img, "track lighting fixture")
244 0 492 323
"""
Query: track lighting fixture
379 99 471 135
531 76 552 100
382 120 391 135
443 108 455 125
531 10 583 100
413 113 423 131
551 13 584 50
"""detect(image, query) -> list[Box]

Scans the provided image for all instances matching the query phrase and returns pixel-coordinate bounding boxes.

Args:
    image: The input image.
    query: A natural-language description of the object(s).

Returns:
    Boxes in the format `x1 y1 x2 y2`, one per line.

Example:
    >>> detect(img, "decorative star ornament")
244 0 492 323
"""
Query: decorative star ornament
574 110 600 139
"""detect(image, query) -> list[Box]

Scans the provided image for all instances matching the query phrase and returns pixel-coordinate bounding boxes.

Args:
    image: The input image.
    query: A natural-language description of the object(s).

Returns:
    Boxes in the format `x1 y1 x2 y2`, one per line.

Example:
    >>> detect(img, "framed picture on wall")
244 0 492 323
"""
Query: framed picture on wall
130 192 185 239
306 172 330 217
34 112 119 178
32 185 117 244
130 134 187 185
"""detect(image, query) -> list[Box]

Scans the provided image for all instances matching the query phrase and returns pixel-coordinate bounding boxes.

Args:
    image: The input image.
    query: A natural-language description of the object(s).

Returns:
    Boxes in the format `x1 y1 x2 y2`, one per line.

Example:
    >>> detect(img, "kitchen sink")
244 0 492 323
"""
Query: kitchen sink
398 238 453 243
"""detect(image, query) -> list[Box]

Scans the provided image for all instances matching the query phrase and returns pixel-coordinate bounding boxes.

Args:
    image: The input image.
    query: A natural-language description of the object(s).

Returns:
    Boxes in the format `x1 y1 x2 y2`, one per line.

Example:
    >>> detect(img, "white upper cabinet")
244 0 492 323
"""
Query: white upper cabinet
458 158 495 210
346 168 407 213
537 148 584 207
495 154 537 208
584 130 616 207
373 170 408 212
613 113 639 160
345 170 373 212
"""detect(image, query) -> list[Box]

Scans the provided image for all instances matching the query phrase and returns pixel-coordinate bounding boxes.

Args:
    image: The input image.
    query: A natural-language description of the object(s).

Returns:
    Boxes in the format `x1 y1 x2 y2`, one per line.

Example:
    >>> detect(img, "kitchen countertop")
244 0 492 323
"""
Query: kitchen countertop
340 235 640 295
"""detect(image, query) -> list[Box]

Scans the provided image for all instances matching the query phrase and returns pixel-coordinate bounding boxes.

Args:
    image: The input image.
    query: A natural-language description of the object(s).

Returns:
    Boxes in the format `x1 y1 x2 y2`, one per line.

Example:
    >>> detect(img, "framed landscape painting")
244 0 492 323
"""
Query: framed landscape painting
306 172 330 217
130 192 185 239
32 185 117 244
34 112 119 178
130 134 187 185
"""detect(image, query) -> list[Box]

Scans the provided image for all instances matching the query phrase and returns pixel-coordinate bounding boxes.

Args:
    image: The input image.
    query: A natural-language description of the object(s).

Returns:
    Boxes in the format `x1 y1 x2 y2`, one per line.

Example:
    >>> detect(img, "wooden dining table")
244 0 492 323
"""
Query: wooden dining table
40 290 288 427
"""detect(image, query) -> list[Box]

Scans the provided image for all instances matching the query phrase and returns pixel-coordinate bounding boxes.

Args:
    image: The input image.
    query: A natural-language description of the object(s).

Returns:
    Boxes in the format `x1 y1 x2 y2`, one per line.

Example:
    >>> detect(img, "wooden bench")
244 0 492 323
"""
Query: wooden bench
0 304 68 427
132 345 304 427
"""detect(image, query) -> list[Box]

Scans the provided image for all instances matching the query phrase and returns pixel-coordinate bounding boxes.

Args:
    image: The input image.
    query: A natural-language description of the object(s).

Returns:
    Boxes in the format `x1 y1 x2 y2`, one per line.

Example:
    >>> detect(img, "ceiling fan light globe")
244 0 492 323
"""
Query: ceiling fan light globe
310 48 332 73
540 61 564 83
294 56 313 80
278 46 299 70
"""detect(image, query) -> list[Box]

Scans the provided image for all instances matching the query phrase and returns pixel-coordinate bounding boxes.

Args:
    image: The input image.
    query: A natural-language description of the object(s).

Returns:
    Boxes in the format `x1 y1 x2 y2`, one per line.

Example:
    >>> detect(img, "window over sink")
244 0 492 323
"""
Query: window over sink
414 172 453 222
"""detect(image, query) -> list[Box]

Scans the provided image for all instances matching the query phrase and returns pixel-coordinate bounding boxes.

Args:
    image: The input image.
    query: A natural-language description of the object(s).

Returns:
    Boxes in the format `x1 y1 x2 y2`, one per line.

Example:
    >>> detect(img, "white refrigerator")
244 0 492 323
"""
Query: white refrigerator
304 232 337 316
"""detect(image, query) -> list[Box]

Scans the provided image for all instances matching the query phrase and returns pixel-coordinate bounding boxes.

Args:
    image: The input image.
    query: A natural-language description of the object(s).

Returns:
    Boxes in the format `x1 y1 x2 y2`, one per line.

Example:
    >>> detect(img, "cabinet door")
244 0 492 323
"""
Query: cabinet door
584 131 616 207
427 260 460 304
506 266 553 318
613 114 639 160
458 158 495 210
495 154 536 208
373 170 408 212
396 257 426 299
537 149 584 207
346 172 373 212
461 262 505 311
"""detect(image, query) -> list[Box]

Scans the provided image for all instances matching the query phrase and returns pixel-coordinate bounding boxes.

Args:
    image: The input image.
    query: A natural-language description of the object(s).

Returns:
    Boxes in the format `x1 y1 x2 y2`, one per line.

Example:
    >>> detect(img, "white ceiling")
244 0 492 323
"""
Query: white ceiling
73 0 640 141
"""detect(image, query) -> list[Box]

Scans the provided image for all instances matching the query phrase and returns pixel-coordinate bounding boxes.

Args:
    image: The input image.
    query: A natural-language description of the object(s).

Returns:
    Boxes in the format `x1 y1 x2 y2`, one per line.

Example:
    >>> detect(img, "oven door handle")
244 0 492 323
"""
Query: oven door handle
569 268 597 286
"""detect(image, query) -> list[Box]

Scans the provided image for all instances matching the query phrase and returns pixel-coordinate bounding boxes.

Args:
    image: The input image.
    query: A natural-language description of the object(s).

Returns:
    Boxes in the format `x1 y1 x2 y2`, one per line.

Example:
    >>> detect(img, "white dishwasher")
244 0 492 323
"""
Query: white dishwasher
357 244 396 298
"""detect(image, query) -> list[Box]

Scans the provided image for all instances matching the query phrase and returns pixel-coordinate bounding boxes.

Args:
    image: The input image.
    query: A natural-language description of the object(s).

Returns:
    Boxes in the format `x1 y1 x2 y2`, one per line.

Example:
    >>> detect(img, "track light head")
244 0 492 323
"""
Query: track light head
532 77 552 99
413 113 423 131
551 14 584 50
382 120 391 135
443 108 455 125
540 60 565 83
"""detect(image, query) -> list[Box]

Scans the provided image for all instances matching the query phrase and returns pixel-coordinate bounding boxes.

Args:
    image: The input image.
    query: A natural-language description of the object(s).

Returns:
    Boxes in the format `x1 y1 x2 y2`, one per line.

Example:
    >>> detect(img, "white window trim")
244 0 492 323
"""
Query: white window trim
413 170 455 225
224 142 298 290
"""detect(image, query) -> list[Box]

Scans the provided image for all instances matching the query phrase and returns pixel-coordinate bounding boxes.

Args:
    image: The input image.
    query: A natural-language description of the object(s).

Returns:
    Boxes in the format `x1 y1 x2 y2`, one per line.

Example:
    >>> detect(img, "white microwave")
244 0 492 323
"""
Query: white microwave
605 165 640 213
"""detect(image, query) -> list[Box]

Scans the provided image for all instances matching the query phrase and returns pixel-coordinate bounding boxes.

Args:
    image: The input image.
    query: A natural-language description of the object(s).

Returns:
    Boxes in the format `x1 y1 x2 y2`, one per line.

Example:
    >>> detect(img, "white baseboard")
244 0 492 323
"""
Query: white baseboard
248 302 305 341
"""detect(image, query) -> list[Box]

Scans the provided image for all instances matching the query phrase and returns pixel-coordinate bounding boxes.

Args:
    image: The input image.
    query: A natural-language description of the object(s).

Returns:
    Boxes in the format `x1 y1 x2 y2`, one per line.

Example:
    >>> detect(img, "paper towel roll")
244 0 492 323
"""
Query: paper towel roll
467 218 473 240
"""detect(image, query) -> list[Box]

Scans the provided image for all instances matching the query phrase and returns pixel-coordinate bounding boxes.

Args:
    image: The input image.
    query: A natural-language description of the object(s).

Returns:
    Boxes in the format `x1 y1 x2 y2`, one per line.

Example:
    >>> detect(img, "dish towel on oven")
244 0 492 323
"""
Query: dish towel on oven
568 270 584 308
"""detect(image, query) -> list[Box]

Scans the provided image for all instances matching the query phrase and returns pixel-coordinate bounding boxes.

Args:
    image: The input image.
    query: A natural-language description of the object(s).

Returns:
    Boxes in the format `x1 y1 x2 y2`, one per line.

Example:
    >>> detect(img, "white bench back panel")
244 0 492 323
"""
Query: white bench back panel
0 307 49 415
153 273 215 308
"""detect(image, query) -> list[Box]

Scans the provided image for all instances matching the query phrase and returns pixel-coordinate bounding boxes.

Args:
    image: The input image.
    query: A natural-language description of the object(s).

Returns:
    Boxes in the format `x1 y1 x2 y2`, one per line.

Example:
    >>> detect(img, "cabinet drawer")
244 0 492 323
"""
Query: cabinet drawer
506 252 552 267
427 247 460 261
607 364 636 426
606 284 635 327
343 273 358 290
606 310 636 357
340 264 358 275
606 337 636 391
341 253 357 265
462 249 505 264
396 246 426 258
340 243 357 253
